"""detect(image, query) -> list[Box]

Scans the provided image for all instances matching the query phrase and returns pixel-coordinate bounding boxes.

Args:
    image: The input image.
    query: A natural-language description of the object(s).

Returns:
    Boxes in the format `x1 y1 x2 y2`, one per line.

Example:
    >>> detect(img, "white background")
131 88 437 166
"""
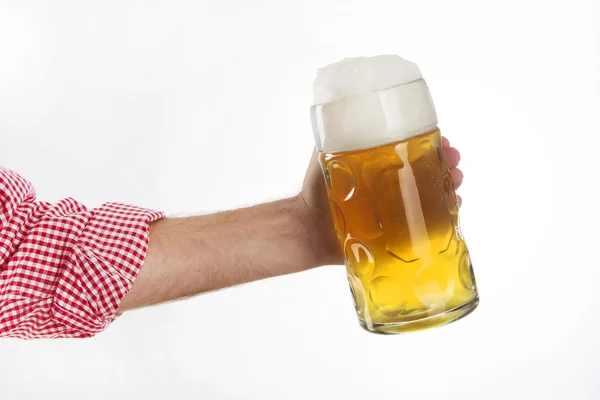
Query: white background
1 0 599 399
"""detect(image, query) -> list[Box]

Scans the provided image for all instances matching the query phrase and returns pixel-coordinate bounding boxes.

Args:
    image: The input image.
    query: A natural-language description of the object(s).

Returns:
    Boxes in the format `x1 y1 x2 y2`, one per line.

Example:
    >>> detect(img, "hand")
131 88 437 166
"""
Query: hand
296 137 464 266
296 150 344 266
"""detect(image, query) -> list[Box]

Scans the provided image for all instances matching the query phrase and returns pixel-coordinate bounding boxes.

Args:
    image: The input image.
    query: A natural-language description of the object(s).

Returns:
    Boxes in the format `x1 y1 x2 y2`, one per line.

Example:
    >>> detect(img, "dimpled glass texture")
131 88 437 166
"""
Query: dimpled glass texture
319 129 478 334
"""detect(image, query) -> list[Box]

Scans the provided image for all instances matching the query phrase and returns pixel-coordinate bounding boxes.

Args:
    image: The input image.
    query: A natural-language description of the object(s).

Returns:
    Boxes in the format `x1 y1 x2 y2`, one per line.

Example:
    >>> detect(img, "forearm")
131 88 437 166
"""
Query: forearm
119 195 334 311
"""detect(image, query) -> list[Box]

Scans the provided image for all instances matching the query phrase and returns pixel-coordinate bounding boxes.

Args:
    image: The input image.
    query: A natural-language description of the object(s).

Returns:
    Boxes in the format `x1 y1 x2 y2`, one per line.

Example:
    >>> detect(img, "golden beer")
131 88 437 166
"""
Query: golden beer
320 129 478 333
311 55 478 333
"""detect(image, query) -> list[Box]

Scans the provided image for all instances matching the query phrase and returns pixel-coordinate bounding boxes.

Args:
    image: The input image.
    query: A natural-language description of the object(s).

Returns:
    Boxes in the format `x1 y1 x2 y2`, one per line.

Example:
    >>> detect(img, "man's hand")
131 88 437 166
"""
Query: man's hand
297 150 345 266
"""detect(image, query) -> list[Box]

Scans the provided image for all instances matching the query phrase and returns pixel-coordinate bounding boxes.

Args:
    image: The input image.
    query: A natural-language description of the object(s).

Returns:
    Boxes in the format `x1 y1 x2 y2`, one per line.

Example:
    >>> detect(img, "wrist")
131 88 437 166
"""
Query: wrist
291 195 343 268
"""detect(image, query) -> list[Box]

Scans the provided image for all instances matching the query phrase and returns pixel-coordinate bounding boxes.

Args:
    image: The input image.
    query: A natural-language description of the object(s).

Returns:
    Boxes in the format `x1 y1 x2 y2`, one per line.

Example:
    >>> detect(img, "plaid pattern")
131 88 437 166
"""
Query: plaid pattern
0 168 163 339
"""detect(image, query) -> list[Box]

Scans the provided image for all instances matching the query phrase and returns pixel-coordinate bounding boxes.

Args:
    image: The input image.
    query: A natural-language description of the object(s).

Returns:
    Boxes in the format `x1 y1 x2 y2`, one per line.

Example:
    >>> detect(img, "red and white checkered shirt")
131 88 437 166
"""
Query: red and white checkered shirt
0 168 163 339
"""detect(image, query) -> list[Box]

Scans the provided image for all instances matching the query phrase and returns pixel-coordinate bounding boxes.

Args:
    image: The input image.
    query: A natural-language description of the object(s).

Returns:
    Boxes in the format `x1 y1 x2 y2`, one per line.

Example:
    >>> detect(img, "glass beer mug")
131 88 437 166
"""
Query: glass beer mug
311 56 479 333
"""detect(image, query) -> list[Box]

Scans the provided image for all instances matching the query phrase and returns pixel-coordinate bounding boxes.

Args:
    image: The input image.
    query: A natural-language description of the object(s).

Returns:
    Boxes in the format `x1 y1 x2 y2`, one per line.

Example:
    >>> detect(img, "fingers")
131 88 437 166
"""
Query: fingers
451 167 463 189
443 146 461 169
442 136 450 148
442 137 463 207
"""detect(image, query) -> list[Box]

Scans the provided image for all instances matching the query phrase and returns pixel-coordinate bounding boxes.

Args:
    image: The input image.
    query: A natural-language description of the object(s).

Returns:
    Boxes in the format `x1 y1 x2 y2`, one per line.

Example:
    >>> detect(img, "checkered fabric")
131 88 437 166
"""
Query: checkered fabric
0 168 163 339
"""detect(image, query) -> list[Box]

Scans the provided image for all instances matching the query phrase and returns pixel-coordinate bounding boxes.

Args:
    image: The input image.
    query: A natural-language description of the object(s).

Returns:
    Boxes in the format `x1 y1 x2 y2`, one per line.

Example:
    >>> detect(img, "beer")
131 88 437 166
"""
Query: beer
311 55 478 333
321 129 477 332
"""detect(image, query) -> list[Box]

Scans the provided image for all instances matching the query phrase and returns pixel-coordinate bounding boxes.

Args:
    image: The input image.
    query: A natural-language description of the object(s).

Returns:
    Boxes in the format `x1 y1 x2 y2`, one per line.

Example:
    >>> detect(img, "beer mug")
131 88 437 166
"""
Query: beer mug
311 56 478 333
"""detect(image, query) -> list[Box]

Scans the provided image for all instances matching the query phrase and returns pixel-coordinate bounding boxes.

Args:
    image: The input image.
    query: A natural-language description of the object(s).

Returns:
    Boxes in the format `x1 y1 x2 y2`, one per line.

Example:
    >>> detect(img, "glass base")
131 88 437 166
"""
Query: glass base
358 296 479 334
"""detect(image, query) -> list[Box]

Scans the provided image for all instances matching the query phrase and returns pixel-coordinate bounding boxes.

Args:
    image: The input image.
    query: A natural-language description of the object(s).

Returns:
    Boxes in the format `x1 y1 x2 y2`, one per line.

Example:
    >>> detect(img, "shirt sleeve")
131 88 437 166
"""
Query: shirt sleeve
0 168 164 339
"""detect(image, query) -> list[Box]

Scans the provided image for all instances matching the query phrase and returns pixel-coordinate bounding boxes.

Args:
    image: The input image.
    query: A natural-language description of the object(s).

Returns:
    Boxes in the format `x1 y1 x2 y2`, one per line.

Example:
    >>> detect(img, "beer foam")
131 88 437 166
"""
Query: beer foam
311 55 438 153
313 55 422 105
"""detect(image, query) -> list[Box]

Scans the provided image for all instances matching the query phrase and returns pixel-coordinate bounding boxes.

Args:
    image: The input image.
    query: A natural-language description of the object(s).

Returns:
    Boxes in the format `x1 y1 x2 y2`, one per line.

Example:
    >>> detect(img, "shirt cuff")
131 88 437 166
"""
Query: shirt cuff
51 202 164 336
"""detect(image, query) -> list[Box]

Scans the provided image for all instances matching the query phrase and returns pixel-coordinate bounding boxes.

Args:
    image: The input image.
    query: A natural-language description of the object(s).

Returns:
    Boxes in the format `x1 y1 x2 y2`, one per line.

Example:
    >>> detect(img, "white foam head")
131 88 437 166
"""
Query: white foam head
313 55 422 105
311 55 438 153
